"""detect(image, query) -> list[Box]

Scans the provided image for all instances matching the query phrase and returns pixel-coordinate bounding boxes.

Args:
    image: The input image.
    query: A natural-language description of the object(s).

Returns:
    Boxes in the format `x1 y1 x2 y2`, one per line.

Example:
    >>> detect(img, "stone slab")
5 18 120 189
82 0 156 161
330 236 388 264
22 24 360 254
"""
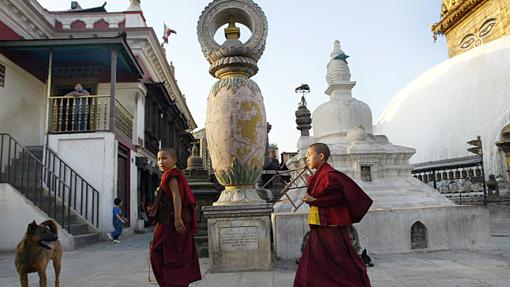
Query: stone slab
203 203 273 272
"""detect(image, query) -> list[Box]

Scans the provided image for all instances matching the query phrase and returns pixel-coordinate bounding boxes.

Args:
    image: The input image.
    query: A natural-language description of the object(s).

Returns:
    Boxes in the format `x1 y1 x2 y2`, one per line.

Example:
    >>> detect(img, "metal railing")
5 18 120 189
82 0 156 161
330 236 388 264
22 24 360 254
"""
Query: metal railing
0 133 99 231
412 156 487 205
261 166 312 211
44 145 100 228
48 95 133 141
114 100 133 140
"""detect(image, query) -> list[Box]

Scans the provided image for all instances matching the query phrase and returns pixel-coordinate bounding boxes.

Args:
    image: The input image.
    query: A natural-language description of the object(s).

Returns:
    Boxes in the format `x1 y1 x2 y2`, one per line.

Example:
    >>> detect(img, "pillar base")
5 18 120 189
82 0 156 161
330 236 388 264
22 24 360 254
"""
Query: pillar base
202 203 273 272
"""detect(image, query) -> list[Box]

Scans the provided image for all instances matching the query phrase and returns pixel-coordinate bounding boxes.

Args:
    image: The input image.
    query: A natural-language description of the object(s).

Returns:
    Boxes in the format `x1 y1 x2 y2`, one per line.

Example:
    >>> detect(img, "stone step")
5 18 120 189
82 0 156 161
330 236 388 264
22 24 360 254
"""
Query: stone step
26 146 44 161
194 236 209 258
68 223 91 235
73 232 101 249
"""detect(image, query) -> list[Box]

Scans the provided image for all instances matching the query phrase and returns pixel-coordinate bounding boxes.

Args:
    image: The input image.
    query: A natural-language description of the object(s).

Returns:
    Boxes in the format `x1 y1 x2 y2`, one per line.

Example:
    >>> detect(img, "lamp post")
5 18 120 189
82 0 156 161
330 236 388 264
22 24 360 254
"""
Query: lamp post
467 135 487 203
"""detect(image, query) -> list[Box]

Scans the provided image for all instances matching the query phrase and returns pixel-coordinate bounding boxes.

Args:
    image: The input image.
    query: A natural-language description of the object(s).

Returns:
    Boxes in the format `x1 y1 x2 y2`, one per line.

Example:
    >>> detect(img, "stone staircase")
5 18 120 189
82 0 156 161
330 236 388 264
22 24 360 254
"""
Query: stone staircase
0 135 101 249
194 221 209 258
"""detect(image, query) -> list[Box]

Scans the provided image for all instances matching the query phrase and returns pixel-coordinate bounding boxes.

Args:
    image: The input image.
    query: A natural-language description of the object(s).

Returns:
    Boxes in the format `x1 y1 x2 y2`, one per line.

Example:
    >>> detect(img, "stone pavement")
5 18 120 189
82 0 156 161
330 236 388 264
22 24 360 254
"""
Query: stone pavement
1 222 509 287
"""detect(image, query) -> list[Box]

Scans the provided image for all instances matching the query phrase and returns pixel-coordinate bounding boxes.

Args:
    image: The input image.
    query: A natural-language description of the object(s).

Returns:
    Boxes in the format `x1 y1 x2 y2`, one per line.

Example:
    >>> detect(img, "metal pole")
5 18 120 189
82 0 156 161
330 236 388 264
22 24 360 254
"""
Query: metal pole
480 154 487 204
109 49 118 132
432 170 437 189
44 50 52 162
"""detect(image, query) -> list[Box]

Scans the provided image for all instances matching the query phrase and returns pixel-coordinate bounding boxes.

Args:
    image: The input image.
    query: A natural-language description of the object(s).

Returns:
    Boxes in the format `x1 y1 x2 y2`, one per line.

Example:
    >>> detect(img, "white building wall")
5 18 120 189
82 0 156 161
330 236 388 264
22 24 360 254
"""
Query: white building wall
48 133 116 232
375 36 510 179
135 88 145 146
129 149 138 225
0 183 74 251
0 54 46 146
47 132 138 235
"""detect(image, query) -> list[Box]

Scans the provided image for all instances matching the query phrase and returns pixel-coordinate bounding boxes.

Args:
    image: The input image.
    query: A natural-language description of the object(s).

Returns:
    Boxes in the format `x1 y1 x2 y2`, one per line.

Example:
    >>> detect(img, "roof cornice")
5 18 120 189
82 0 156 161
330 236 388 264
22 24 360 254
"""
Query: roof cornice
432 0 488 35
124 28 197 130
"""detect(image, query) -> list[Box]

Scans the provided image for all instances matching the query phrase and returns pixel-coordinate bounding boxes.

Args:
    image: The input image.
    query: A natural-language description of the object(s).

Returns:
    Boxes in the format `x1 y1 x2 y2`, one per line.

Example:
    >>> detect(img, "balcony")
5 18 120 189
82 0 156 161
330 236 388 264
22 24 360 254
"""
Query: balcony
49 95 133 141
0 34 143 144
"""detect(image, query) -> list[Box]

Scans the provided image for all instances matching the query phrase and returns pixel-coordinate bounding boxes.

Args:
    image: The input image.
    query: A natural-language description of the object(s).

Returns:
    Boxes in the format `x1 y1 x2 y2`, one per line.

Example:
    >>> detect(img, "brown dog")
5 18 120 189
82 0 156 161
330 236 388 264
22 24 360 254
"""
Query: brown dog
15 220 62 287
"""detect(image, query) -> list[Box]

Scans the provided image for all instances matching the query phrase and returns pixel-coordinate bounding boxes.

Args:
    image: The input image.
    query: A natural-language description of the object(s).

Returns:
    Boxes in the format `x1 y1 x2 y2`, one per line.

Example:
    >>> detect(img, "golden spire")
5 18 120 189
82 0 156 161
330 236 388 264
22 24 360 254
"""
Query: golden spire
224 16 240 40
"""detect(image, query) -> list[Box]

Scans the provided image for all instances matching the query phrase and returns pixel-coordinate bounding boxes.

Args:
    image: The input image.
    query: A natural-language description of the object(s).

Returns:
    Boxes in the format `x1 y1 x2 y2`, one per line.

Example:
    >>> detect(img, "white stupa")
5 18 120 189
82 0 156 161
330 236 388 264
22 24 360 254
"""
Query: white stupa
272 41 491 259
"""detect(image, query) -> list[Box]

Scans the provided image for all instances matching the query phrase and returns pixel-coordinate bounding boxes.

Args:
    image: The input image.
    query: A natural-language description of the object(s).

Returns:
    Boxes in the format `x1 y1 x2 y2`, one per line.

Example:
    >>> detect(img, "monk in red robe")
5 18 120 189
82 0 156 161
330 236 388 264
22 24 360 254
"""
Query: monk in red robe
150 148 201 287
294 143 373 287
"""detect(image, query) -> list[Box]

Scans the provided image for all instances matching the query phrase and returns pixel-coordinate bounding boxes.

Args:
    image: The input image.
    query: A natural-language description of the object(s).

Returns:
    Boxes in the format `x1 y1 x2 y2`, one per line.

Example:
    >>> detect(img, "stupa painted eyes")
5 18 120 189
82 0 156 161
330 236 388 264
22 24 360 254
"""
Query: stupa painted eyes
459 18 497 50
479 18 496 38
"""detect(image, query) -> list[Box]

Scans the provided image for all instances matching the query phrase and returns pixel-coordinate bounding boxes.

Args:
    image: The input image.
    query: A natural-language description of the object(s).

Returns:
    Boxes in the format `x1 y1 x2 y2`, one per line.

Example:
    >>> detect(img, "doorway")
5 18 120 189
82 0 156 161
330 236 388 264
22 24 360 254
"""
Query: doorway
117 144 130 226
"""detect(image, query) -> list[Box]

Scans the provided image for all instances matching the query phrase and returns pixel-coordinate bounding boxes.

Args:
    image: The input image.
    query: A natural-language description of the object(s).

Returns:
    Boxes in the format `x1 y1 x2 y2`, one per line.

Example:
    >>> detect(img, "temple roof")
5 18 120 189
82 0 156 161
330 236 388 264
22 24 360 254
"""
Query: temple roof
0 33 142 82
53 1 108 13
432 0 488 35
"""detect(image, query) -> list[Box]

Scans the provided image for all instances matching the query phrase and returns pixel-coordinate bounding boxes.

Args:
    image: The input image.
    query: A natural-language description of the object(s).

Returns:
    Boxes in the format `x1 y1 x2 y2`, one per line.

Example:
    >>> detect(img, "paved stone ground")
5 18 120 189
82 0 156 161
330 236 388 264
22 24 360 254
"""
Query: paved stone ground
1 222 509 287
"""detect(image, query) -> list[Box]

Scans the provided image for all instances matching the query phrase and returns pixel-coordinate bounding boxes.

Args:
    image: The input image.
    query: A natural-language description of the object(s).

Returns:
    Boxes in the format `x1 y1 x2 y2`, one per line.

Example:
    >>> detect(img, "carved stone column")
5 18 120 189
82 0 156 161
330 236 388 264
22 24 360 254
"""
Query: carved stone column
198 0 268 206
198 0 272 272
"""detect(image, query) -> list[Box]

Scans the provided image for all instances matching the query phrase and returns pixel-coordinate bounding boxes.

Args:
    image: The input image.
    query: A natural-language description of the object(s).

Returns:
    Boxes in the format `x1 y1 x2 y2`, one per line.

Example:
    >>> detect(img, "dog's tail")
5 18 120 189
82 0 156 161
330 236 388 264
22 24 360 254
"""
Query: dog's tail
41 220 58 234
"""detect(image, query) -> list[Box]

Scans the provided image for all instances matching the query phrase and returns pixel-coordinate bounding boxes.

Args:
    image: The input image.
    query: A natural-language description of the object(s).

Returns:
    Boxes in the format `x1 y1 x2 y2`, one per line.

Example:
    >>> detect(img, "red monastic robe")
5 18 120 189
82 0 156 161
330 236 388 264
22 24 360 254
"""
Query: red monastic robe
150 168 201 287
294 163 373 287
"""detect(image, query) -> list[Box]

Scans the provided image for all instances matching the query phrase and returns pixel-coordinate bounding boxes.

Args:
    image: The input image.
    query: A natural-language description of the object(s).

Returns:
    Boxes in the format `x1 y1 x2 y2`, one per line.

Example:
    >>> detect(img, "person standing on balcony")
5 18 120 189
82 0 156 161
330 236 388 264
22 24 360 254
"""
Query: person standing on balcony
65 82 89 131
150 147 201 286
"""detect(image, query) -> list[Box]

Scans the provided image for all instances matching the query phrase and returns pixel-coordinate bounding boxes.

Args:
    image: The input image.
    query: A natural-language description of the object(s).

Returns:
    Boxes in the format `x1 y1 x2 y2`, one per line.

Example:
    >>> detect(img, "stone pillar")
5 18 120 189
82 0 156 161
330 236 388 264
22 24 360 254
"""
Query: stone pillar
197 0 272 272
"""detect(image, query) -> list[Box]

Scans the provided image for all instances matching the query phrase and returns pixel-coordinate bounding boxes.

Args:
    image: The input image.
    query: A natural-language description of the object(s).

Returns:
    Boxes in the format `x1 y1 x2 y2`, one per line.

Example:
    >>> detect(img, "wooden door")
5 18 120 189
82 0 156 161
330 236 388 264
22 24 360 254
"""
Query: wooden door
117 145 130 225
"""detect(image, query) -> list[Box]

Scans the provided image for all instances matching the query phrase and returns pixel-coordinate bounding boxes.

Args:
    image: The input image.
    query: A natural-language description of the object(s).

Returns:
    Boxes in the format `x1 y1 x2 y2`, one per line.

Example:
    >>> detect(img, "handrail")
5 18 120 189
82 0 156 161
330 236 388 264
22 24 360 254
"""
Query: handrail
48 95 110 99
0 133 100 231
45 145 100 228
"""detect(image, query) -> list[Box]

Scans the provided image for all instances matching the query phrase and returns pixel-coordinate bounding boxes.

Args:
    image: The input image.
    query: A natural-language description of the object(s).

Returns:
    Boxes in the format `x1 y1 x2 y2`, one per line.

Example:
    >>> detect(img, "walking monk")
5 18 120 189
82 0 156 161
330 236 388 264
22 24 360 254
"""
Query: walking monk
150 147 201 287
294 143 373 287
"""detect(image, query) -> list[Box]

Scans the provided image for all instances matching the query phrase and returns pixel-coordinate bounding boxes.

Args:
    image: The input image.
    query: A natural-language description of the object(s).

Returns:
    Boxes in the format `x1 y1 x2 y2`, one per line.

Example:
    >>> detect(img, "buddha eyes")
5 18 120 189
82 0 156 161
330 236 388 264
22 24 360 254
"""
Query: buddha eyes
460 34 475 49
458 18 497 50
479 18 496 38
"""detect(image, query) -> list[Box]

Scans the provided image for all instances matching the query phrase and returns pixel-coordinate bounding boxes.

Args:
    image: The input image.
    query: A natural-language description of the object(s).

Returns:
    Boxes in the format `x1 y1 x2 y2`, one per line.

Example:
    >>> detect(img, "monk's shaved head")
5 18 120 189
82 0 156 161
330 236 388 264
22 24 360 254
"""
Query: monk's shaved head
308 143 330 161
159 147 177 158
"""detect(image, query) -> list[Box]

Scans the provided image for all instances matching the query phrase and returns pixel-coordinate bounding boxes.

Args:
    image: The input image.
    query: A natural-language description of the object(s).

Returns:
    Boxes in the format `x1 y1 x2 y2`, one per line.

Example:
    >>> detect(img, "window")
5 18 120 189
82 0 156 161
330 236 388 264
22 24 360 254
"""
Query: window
361 165 372 182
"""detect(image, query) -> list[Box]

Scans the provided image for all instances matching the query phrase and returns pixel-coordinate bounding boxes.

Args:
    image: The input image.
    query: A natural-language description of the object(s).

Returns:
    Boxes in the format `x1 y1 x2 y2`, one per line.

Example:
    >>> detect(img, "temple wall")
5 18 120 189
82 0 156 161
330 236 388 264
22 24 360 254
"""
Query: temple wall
0 53 45 146
375 36 510 181
272 205 492 259
445 0 507 57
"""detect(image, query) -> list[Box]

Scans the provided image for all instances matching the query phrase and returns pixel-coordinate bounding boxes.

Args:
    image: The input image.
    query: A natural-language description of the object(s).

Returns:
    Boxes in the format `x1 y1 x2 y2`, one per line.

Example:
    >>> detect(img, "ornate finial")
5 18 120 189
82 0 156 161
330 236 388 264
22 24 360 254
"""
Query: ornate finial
330 40 343 58
127 0 141 11
295 85 312 137
326 40 352 85
224 16 241 40
331 40 349 63
197 0 268 78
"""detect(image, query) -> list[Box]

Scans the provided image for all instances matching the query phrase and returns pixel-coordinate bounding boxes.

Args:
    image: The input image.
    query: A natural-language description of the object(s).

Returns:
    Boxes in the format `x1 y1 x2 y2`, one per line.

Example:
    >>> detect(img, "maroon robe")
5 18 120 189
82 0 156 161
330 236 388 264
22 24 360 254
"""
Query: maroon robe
150 168 201 287
294 163 373 287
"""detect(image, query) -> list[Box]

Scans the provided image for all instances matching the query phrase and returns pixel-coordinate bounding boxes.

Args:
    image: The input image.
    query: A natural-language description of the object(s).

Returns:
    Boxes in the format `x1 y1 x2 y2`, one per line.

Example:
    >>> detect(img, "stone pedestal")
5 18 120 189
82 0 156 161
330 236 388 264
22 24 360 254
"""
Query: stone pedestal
203 203 273 272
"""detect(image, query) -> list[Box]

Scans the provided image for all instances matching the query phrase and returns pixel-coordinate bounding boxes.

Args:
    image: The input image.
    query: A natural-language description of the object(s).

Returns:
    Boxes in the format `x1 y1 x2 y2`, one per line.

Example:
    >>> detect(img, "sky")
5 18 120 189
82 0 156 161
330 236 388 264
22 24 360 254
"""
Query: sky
38 0 448 154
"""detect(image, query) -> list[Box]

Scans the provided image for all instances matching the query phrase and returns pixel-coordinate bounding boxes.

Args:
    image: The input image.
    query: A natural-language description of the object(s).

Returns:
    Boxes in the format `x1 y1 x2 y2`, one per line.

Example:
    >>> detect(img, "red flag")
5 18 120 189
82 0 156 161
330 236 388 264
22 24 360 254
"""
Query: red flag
163 23 177 44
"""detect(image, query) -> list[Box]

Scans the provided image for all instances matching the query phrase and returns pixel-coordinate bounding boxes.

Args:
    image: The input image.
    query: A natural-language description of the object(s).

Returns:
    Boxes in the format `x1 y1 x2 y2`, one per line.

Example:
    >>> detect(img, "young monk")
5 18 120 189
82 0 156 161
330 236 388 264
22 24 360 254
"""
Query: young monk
150 147 201 287
294 143 373 287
